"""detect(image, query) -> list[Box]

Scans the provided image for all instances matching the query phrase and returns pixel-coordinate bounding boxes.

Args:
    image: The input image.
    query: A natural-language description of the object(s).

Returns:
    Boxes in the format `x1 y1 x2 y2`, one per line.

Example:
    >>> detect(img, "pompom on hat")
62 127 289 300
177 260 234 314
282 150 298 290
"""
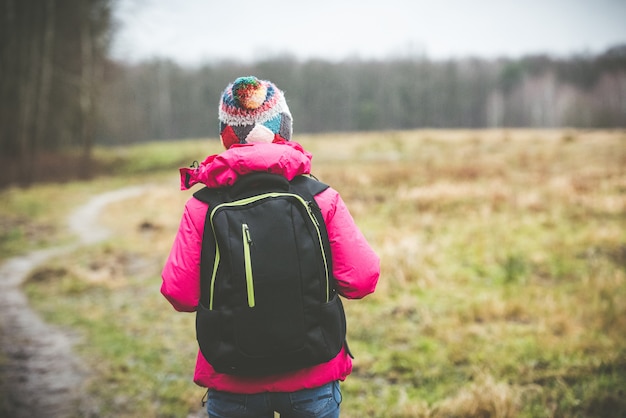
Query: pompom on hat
219 76 293 149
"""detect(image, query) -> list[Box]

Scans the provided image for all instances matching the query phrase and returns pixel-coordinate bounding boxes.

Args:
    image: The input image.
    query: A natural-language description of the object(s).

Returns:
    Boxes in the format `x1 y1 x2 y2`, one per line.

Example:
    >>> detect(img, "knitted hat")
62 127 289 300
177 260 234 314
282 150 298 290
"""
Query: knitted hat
219 76 293 149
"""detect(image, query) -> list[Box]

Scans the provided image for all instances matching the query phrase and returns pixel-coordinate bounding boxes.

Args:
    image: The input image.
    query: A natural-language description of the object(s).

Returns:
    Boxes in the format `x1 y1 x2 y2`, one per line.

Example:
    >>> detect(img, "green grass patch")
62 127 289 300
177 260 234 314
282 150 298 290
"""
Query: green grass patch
23 246 200 417
93 138 223 176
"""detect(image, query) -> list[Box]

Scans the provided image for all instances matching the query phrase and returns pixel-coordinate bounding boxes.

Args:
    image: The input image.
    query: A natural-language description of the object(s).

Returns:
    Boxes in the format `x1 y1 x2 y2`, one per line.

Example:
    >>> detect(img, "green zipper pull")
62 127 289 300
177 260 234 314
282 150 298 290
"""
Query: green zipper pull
242 223 255 308
243 223 252 244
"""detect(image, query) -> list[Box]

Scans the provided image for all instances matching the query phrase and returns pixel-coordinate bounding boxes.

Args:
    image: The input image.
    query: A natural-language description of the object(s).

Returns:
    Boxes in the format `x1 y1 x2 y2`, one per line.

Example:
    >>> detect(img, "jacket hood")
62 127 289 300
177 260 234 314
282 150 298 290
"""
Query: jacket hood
180 141 312 190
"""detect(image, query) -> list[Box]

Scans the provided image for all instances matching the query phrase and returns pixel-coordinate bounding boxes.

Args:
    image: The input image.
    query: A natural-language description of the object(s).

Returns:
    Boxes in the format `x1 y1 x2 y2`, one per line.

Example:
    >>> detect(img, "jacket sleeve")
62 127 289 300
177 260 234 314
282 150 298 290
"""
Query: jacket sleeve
315 188 380 299
161 197 207 312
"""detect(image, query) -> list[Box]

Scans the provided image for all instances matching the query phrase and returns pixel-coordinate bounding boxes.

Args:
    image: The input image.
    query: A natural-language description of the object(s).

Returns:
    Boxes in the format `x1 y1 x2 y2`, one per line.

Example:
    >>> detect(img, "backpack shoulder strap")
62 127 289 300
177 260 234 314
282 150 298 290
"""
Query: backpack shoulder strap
193 174 327 203
192 186 225 304
193 186 226 206
194 173 290 203
289 174 329 198
290 174 335 295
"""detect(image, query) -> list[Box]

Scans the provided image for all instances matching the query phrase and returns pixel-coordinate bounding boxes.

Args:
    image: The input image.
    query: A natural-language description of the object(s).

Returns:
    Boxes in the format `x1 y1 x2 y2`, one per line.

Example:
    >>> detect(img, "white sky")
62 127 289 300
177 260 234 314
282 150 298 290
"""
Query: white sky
111 0 626 65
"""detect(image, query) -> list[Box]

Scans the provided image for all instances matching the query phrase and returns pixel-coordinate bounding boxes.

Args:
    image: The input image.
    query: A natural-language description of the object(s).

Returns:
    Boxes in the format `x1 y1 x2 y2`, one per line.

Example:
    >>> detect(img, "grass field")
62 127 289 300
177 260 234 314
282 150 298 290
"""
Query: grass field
2 129 625 417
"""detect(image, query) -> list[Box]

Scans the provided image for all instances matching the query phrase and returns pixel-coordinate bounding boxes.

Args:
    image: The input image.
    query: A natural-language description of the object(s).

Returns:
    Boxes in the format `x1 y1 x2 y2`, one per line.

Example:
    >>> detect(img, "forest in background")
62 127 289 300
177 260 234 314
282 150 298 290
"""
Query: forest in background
1 0 112 186
99 46 626 144
1 0 625 186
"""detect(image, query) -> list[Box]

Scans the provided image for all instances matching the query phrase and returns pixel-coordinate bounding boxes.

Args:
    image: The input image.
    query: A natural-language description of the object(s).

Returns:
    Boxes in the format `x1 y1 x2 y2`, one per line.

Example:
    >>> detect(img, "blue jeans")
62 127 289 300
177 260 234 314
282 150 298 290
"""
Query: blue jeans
206 381 342 418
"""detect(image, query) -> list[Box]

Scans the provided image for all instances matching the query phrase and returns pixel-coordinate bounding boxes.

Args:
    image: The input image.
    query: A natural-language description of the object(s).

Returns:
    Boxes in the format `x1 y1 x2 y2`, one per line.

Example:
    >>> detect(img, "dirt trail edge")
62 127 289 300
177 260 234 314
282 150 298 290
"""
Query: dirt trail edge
0 186 146 418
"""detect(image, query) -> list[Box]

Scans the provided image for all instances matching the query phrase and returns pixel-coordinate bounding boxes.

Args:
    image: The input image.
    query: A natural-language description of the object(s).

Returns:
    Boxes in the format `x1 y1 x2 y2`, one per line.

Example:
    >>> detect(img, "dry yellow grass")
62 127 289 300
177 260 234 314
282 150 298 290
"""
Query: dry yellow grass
9 128 626 417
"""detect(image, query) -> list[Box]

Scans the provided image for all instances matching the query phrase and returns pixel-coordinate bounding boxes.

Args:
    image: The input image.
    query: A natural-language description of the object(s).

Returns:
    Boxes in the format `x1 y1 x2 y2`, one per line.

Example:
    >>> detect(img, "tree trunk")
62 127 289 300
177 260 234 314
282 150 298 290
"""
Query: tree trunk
0 0 19 158
79 2 95 179
17 2 43 186
32 0 56 180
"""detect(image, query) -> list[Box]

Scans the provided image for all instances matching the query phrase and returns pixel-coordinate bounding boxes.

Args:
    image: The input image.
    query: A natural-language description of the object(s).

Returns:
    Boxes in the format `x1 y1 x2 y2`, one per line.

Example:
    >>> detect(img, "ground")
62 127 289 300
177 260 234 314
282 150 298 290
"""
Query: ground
0 187 162 418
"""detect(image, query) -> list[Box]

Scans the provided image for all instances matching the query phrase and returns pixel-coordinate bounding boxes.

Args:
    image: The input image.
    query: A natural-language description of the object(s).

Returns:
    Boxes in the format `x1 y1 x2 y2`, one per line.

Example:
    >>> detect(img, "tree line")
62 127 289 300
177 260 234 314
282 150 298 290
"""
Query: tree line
1 0 625 186
97 46 626 144
1 0 112 185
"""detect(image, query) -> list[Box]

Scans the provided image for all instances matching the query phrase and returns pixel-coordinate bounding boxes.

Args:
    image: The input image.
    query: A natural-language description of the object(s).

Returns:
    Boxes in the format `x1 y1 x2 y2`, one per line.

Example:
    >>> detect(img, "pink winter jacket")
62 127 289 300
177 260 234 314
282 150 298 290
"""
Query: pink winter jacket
161 141 380 394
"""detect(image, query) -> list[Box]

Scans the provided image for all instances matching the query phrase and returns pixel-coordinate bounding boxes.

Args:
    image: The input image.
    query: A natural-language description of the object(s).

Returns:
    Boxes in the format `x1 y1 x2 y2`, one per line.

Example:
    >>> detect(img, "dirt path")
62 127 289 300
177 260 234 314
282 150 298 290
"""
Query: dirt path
0 186 146 418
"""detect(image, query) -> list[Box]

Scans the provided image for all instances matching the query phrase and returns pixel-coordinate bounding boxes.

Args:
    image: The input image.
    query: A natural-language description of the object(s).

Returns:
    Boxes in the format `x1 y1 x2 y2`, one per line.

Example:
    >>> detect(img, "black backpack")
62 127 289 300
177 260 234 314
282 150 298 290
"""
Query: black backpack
193 172 347 376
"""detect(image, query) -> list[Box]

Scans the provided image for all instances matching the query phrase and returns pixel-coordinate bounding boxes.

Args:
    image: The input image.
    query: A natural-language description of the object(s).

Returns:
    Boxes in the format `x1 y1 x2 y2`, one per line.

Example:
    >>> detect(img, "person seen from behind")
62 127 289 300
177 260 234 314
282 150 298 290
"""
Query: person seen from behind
161 76 380 418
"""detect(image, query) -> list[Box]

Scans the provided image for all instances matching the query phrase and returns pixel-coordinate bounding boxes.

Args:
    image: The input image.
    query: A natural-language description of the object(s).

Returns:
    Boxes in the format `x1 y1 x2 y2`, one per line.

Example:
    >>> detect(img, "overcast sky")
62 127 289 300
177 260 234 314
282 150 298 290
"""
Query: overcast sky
111 0 626 65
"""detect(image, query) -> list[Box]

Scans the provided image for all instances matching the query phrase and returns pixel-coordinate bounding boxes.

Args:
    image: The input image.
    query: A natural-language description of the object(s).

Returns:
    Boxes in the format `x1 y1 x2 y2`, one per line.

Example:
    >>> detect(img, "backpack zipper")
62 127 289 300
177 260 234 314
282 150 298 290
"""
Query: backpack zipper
242 223 255 308
208 192 330 310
